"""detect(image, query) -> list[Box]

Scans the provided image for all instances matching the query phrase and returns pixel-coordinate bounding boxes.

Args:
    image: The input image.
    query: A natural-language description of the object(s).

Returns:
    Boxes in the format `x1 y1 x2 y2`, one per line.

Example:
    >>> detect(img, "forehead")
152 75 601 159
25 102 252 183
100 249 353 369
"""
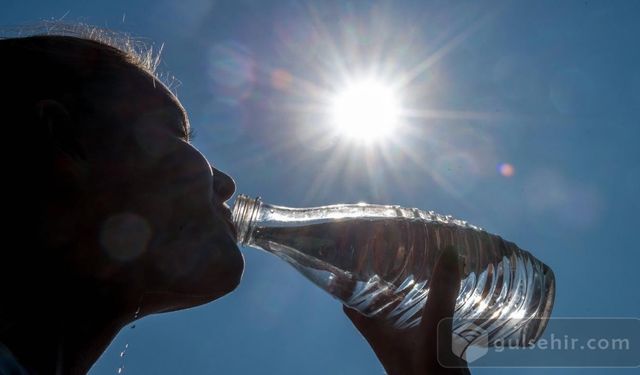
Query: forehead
155 82 190 141
112 65 190 141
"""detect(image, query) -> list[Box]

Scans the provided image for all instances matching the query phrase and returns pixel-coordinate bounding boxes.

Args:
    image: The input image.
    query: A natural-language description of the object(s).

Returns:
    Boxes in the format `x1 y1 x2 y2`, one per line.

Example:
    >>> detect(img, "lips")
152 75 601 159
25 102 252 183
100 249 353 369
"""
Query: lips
219 204 238 242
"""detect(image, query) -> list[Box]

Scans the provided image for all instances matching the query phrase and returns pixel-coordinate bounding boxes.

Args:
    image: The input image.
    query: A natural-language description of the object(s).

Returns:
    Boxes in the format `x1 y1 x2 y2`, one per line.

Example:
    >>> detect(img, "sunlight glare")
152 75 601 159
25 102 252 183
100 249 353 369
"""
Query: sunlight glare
330 79 400 142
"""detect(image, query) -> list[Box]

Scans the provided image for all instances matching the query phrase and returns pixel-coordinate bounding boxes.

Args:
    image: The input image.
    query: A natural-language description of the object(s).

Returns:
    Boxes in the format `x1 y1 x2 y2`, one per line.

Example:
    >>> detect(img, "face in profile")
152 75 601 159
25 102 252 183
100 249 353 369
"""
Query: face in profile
0 35 247 375
93 71 244 312
30 42 245 315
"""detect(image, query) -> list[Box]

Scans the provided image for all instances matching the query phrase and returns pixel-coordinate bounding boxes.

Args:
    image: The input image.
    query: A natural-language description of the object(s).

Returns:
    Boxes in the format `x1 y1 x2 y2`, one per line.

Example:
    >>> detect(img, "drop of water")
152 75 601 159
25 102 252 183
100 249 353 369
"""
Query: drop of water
116 305 141 374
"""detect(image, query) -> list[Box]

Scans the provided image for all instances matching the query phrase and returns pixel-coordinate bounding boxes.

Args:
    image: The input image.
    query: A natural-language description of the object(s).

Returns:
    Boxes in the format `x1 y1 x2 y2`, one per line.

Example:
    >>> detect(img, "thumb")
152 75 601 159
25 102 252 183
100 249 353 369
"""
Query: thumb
422 245 461 328
421 246 462 363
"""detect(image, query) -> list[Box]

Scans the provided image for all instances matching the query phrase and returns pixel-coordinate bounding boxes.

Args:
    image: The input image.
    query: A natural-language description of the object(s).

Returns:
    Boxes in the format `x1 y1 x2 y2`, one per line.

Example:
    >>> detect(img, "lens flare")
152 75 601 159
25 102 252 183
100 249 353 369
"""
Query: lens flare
498 162 515 177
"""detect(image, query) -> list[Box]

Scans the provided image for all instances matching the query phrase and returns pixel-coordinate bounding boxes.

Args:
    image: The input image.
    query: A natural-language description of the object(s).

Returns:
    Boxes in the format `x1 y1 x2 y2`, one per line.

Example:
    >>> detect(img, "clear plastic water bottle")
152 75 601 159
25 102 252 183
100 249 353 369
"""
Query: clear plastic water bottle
232 195 555 349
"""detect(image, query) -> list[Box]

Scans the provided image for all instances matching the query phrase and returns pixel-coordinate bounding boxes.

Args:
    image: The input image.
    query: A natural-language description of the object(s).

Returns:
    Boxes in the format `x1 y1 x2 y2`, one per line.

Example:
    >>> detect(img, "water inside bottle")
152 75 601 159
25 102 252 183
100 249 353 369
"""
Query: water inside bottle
248 216 554 344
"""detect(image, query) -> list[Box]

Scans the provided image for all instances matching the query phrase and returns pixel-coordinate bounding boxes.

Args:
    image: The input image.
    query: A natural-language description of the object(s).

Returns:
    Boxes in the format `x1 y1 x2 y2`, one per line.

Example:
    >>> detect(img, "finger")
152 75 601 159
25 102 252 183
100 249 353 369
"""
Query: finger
421 246 462 365
422 245 461 328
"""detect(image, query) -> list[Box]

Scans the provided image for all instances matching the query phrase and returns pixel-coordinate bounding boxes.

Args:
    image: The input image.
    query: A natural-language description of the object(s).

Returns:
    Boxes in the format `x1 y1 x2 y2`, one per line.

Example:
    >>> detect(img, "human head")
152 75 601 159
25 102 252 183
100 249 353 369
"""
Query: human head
0 28 244 324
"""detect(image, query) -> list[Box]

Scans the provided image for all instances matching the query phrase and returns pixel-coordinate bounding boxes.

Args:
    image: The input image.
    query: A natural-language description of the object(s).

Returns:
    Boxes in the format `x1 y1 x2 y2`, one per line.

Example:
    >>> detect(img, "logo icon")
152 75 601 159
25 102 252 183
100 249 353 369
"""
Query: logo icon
451 323 489 363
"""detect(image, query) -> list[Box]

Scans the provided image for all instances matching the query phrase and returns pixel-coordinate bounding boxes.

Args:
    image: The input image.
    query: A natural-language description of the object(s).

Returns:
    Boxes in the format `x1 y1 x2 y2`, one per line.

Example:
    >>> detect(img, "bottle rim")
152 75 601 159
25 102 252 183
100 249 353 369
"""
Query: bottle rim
231 194 261 245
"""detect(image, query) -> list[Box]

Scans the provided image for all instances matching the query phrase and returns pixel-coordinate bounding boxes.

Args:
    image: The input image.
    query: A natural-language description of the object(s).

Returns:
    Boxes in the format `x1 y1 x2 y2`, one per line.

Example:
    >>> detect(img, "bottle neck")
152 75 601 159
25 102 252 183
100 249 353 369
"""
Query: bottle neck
231 195 262 245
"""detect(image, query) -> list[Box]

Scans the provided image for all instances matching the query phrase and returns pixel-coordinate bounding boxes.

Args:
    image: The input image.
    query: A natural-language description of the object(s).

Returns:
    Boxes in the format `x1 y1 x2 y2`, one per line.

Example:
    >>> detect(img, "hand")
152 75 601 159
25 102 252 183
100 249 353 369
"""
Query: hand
344 246 470 375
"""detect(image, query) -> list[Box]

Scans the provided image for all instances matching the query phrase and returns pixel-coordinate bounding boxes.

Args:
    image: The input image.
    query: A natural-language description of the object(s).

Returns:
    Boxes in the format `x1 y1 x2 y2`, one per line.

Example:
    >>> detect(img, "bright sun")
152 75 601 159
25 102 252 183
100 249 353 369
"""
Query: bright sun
330 79 400 142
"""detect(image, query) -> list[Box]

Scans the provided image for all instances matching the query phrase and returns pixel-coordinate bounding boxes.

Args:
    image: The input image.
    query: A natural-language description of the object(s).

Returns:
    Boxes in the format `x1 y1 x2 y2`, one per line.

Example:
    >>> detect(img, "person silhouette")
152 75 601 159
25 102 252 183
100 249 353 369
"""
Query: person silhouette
0 31 467 375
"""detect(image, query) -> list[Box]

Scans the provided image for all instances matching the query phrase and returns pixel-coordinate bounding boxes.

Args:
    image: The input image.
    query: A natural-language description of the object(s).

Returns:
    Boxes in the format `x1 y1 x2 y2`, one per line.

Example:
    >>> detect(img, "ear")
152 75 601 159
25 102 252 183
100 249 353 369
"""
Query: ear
36 99 87 161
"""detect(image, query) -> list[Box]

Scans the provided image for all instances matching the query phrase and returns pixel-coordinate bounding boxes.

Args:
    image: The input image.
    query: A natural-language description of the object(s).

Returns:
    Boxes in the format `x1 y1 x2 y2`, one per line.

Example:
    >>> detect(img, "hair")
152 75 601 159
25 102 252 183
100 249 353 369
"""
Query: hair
0 22 183 116
0 22 163 77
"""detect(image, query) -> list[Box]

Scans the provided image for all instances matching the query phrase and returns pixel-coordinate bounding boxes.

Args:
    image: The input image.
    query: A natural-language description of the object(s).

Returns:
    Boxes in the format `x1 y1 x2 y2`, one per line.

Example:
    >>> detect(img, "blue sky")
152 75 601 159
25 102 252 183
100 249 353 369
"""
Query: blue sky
3 0 639 374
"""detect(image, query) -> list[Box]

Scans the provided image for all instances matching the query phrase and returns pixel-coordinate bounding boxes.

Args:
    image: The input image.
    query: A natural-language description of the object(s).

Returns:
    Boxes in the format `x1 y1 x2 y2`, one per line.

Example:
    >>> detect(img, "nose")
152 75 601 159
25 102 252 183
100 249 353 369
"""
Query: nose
212 167 236 202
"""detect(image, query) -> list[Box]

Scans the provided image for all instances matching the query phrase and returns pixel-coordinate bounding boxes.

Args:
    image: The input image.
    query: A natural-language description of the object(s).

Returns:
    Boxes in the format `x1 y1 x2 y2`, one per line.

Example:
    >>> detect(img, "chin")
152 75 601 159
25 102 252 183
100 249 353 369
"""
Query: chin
212 241 245 297
183 239 244 304
144 244 244 313
142 227 245 312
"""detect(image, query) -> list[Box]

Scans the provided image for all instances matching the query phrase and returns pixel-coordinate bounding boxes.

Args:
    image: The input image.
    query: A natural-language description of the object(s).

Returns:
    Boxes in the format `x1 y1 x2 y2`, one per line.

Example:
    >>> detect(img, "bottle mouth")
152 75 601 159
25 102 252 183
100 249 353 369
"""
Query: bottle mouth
231 194 261 245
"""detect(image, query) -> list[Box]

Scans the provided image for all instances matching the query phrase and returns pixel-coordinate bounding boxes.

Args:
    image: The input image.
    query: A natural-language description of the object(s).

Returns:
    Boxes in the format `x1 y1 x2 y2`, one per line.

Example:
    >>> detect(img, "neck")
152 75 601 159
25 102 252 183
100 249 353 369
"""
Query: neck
1 289 135 374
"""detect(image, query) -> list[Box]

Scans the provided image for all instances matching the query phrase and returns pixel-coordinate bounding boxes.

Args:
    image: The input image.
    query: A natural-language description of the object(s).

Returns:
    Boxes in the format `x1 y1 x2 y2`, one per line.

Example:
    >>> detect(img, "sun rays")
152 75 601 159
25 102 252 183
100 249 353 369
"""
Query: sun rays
207 2 510 203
